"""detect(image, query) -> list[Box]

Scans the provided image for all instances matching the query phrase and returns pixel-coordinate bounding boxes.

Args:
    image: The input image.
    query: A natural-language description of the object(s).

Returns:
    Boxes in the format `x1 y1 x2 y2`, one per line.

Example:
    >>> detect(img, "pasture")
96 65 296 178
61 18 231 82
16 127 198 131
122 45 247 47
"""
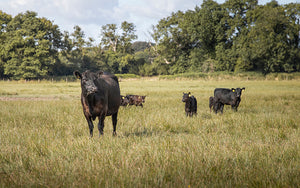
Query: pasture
0 78 299 187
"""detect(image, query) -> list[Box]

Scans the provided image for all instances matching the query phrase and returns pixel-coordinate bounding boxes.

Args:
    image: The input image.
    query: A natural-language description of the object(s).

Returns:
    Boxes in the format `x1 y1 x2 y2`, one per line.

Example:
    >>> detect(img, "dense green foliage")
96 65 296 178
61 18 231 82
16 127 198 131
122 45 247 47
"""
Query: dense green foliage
0 0 299 79
152 0 300 74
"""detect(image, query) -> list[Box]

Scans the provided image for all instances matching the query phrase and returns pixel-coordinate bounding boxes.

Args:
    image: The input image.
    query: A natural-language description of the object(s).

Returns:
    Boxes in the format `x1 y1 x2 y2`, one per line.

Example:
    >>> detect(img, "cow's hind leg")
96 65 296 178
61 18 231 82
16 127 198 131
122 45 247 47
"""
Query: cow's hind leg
213 103 218 114
220 103 224 114
97 114 105 136
112 112 118 136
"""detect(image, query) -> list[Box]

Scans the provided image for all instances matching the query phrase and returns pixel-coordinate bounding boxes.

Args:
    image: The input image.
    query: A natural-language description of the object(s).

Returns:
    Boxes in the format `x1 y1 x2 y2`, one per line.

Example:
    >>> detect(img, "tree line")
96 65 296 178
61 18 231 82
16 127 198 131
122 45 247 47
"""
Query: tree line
0 0 299 80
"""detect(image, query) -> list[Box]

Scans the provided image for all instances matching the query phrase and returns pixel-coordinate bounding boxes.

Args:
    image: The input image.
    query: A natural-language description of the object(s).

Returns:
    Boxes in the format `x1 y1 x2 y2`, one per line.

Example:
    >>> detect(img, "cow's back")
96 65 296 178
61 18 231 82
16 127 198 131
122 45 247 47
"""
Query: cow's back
214 88 231 101
214 88 231 97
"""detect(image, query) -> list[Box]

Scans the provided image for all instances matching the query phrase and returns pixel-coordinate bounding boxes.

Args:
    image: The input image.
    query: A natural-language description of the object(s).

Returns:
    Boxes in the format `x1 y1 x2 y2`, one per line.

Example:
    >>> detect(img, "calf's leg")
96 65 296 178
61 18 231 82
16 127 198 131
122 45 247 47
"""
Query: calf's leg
220 104 224 114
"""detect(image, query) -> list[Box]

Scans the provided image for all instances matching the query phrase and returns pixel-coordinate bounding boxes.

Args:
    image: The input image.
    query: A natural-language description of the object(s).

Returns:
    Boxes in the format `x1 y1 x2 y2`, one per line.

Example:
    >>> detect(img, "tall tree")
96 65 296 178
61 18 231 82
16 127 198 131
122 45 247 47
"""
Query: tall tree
246 1 292 73
60 25 98 72
2 11 62 79
0 11 12 78
100 24 118 52
120 21 137 54
284 3 300 72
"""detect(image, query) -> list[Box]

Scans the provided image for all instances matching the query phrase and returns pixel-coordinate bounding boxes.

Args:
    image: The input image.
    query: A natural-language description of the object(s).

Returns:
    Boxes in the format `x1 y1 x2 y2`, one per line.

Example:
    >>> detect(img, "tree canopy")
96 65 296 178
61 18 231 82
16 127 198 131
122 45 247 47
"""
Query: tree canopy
0 0 299 79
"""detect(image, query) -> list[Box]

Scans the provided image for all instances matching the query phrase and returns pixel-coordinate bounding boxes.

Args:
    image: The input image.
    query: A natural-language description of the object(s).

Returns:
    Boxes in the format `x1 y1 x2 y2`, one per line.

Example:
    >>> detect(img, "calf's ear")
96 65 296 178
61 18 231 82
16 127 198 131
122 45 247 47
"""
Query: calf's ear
231 88 235 92
98 71 103 77
242 87 245 90
74 71 82 79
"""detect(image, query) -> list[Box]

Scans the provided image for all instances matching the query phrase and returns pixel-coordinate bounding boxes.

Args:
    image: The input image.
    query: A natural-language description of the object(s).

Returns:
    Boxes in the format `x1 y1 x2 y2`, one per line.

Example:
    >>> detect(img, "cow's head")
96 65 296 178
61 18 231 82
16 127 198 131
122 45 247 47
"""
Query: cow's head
182 92 191 102
74 70 101 96
231 87 245 98
140 96 146 103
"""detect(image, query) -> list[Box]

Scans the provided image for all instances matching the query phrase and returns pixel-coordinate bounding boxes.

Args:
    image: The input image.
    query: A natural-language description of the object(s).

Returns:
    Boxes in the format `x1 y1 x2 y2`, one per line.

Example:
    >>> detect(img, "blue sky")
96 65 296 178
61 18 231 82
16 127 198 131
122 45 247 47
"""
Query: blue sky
0 0 298 43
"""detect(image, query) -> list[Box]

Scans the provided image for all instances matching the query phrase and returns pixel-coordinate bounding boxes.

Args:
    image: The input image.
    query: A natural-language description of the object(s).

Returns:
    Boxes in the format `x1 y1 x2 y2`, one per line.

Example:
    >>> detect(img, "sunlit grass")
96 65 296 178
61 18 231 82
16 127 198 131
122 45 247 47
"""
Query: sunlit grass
0 79 299 187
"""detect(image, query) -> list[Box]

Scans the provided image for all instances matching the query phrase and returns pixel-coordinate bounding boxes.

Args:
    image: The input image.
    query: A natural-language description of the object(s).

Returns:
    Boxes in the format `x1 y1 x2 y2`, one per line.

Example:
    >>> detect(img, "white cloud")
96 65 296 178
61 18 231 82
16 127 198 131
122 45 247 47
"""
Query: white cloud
0 0 296 43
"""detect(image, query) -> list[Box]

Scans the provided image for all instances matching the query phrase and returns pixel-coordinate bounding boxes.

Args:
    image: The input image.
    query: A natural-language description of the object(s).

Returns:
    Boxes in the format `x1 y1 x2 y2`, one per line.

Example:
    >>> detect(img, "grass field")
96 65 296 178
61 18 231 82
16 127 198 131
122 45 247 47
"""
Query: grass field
0 78 299 187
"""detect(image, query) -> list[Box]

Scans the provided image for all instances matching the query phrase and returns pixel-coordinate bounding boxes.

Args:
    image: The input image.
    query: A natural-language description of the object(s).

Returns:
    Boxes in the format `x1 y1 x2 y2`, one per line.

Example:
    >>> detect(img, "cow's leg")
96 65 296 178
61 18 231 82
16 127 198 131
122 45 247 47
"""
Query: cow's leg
85 116 94 137
213 103 218 114
232 105 237 111
112 112 118 136
235 100 240 111
220 104 224 114
98 114 105 136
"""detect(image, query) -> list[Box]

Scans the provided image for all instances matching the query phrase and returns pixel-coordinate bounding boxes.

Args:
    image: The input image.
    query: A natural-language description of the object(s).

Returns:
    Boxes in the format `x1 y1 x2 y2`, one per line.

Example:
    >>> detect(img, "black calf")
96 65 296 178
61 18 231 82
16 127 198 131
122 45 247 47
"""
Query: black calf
182 92 197 117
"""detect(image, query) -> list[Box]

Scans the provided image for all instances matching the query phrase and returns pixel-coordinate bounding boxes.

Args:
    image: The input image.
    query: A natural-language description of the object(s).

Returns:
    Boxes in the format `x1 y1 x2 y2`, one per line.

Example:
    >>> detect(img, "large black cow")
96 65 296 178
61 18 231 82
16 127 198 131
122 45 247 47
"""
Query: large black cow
182 92 197 117
213 87 245 113
74 70 120 137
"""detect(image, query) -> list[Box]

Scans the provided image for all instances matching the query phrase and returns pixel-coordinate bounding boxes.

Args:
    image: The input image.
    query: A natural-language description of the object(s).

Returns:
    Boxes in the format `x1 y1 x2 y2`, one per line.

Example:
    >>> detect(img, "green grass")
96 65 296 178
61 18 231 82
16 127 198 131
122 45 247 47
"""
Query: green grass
0 78 299 187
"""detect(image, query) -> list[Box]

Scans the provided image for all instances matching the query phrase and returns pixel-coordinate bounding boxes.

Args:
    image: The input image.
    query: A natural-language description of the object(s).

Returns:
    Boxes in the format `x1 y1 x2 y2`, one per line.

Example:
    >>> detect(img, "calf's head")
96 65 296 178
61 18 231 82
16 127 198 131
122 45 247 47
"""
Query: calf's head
182 92 191 102
140 96 146 103
231 87 245 98
74 70 100 96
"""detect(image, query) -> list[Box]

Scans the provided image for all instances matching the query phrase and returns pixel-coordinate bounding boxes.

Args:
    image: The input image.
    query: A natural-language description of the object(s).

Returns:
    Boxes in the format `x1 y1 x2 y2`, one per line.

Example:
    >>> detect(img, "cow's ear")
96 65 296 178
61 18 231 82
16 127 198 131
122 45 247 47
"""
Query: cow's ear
74 71 82 79
98 71 103 77
231 88 235 92
242 87 245 90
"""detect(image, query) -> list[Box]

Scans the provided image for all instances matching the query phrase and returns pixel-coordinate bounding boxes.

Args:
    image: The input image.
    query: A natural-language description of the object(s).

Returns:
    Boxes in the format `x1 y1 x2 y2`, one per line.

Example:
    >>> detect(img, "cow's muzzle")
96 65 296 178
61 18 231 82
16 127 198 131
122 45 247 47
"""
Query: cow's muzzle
86 86 97 96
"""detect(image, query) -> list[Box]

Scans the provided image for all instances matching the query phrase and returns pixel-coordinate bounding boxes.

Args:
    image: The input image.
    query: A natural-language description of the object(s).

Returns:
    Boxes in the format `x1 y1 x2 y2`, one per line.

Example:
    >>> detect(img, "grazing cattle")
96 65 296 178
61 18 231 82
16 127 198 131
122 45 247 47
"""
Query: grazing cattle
182 92 197 117
127 95 146 107
209 96 221 113
213 87 245 113
120 95 130 106
74 70 120 137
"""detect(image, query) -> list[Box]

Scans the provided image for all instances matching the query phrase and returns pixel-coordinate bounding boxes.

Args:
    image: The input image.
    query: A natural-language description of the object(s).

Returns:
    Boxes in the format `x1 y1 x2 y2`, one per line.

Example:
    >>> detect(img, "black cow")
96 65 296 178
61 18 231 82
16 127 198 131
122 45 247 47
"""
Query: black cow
213 87 245 113
74 70 120 137
182 92 197 117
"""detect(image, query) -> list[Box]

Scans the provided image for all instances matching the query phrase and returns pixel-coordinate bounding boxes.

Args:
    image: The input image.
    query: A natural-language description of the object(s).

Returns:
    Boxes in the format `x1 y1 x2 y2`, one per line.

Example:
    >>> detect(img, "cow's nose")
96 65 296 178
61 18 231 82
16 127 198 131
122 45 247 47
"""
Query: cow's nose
87 87 97 95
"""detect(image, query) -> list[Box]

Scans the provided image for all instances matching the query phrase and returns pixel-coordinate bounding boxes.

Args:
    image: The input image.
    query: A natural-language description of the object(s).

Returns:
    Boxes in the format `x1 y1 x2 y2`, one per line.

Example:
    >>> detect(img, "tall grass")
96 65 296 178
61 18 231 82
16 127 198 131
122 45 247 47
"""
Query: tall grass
0 79 299 187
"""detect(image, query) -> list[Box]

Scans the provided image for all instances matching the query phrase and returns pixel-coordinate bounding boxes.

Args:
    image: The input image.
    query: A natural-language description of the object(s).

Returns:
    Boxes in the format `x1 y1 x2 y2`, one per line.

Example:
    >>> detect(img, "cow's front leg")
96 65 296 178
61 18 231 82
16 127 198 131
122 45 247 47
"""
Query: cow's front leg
85 116 94 138
98 114 105 136
231 105 238 112
112 112 118 136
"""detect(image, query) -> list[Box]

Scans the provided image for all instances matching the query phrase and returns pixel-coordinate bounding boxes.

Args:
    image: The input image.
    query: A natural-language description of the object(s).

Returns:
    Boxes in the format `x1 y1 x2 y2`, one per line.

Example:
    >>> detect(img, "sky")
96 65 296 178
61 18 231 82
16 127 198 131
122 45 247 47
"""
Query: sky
0 0 299 44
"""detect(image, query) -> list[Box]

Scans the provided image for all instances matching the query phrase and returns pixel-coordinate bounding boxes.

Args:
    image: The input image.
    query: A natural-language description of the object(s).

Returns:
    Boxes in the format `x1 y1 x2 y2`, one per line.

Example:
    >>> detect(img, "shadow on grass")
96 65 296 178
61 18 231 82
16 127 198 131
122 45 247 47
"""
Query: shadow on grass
123 127 155 137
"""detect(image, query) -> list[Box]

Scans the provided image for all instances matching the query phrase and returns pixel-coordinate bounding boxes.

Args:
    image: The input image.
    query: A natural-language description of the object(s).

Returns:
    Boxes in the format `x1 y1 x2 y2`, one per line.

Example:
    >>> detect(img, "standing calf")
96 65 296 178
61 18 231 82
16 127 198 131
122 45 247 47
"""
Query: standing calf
213 87 245 113
182 92 197 117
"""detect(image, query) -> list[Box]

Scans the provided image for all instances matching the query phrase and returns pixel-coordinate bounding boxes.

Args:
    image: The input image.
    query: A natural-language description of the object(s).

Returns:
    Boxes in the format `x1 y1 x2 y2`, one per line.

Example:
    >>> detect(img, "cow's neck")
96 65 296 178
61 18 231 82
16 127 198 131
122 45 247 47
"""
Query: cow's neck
85 94 96 116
